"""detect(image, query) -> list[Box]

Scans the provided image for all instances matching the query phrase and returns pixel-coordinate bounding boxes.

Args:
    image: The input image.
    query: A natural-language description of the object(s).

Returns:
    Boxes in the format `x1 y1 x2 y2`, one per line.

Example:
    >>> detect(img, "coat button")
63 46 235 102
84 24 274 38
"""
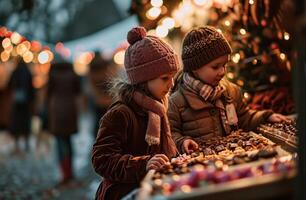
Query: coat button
210 109 217 115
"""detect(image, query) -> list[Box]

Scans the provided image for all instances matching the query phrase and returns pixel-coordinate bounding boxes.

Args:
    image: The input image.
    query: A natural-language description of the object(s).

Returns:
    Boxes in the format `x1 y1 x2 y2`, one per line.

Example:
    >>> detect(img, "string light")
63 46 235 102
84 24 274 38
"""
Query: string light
279 53 286 60
162 17 175 29
113 50 125 65
232 53 240 63
239 28 246 35
252 59 258 65
0 51 10 62
224 20 231 26
2 38 11 49
284 32 290 40
249 0 254 5
269 75 278 83
146 7 161 20
156 25 169 38
227 72 235 79
23 51 34 63
11 32 22 44
16 43 27 55
38 50 50 64
151 0 163 7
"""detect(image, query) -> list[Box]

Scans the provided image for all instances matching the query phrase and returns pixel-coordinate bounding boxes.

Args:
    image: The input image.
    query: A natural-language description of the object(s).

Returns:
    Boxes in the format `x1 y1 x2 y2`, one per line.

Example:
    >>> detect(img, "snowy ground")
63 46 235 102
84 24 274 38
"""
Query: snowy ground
0 111 101 200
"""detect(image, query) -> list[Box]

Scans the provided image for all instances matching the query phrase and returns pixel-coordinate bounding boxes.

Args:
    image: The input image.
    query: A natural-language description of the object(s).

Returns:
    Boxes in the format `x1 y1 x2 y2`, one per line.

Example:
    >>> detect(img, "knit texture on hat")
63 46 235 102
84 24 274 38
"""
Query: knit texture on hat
182 26 232 72
124 26 179 84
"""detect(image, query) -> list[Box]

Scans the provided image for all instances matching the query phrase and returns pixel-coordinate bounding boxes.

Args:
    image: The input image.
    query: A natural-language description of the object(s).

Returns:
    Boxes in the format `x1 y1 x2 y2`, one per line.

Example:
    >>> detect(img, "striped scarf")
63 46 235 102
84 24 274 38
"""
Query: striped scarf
183 73 235 135
133 91 178 158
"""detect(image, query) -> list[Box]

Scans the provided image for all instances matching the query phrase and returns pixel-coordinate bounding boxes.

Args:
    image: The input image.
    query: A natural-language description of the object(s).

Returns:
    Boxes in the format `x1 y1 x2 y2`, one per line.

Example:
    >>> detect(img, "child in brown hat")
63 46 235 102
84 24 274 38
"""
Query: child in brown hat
168 26 290 154
92 26 179 200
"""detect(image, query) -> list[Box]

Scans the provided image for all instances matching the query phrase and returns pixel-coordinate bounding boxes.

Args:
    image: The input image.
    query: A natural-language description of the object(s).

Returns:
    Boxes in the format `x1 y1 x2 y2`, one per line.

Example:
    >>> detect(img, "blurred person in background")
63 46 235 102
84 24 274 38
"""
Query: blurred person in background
88 51 121 139
8 59 35 154
47 61 81 186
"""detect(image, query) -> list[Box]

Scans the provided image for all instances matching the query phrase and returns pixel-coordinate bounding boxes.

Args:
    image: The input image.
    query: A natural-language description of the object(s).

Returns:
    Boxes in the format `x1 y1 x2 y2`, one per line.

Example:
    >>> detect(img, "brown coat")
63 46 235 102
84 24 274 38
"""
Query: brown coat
168 79 273 152
92 101 161 200
47 63 81 136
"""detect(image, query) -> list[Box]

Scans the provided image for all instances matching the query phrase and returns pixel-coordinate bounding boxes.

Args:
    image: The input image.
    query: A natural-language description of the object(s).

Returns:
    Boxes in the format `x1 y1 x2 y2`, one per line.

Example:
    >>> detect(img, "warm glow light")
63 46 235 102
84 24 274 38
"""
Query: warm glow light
224 20 231 26
38 51 49 64
193 0 213 7
73 62 89 76
243 92 250 99
232 53 240 63
4 44 13 52
1 51 10 62
2 38 11 49
162 17 175 29
23 51 34 63
146 7 161 20
156 25 169 38
11 32 22 44
16 43 27 55
284 32 290 40
280 53 286 60
22 41 31 50
249 0 254 4
252 59 258 65
240 28 246 35
151 0 163 7
113 50 125 65
227 72 235 79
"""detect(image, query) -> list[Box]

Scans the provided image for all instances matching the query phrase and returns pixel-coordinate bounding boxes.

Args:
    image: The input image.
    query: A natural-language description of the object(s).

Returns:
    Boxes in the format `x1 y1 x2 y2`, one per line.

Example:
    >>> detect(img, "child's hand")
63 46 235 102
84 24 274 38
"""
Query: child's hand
182 139 199 154
268 113 291 123
146 154 170 171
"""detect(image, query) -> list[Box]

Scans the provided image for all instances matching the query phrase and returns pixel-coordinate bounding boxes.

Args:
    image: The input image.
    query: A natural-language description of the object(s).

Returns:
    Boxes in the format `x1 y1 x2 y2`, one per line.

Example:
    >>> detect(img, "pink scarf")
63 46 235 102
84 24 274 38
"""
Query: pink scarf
133 91 177 158
183 73 237 135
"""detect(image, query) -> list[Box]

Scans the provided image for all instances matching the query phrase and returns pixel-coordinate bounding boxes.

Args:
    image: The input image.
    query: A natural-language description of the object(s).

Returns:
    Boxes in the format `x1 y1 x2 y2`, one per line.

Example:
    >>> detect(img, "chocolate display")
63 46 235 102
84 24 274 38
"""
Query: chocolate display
150 156 295 197
155 131 279 177
258 119 297 147
138 131 295 199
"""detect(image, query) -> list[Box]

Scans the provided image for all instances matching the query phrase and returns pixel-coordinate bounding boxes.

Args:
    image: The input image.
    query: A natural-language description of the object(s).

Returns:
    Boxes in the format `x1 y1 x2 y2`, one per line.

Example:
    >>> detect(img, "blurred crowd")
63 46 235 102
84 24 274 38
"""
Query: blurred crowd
0 51 122 188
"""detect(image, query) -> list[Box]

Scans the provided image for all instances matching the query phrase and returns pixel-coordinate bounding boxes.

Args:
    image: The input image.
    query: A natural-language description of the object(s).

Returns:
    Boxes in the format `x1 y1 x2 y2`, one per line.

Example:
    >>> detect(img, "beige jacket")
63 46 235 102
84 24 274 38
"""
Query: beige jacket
168 78 273 152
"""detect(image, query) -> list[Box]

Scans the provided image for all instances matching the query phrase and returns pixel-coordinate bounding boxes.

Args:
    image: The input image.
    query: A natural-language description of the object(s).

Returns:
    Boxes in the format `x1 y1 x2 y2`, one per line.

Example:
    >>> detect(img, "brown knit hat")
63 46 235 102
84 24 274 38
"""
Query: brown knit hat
124 26 179 84
182 26 232 72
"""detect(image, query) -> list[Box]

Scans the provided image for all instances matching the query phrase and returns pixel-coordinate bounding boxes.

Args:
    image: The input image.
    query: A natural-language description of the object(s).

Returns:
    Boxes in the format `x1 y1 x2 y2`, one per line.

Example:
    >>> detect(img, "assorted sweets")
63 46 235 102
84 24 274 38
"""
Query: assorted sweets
258 119 297 146
155 131 280 177
141 131 296 198
150 155 295 196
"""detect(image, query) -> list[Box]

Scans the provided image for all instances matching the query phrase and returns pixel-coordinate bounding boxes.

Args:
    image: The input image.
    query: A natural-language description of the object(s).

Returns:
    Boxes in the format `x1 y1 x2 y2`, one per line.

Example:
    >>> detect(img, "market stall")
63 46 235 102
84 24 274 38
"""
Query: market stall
137 130 297 200
130 0 297 199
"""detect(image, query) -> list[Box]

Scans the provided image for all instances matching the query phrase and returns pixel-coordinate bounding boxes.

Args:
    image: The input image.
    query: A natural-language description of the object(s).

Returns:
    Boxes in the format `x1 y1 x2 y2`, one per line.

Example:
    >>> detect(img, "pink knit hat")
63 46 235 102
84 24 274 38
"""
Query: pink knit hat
124 26 179 84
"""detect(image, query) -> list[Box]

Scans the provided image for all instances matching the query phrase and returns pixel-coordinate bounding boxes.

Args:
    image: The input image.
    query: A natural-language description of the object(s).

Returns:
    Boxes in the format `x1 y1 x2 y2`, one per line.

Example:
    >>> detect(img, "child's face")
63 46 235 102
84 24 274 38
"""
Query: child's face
147 72 176 100
192 54 230 86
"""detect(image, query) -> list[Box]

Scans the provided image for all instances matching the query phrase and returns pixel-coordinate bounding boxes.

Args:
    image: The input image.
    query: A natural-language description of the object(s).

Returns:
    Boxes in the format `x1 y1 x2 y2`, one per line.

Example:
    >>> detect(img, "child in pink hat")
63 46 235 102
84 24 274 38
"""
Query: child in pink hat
92 26 179 200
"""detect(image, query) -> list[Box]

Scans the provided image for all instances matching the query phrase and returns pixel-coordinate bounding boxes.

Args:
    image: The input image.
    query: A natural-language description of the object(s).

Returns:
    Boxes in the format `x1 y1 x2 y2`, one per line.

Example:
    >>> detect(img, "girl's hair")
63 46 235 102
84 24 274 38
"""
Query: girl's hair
108 71 147 104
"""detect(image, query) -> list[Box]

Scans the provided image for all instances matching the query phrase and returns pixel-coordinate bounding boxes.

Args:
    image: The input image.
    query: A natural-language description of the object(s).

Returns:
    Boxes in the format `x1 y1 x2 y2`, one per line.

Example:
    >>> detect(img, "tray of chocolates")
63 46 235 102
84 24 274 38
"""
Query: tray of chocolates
257 119 297 151
138 131 295 200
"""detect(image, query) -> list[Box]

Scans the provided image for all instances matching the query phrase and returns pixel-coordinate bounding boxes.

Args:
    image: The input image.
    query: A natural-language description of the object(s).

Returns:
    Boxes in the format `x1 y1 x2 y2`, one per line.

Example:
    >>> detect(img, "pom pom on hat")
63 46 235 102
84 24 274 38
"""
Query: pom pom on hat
127 26 147 45
124 26 179 84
